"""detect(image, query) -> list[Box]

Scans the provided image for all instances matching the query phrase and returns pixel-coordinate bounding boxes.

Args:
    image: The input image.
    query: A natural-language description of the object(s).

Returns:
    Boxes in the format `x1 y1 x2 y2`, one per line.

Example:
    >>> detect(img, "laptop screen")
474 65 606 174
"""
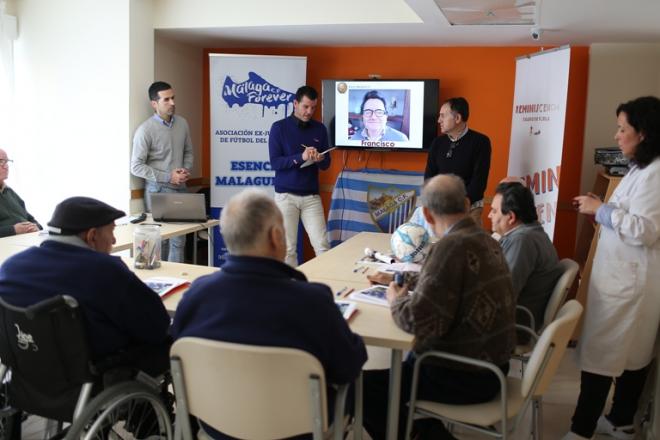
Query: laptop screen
150 193 207 222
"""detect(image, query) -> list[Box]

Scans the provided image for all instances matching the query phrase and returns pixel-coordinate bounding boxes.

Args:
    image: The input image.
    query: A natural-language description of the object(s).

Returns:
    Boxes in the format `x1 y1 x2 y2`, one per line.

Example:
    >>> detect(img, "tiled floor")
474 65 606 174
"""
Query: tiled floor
17 348 651 439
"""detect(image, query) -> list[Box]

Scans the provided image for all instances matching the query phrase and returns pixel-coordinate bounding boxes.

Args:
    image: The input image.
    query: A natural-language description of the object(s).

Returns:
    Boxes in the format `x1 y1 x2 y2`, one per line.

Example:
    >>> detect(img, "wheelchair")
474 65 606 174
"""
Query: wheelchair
0 295 173 439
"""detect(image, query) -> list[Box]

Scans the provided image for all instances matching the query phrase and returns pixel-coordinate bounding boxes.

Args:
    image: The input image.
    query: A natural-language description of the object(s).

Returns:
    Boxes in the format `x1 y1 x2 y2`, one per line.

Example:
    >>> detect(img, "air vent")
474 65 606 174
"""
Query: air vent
434 0 536 25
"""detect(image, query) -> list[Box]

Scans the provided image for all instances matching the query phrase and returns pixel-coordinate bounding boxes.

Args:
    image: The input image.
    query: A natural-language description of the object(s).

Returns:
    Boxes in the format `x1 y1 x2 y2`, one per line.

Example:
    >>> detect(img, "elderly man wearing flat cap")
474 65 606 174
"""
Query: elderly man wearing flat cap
0 196 171 376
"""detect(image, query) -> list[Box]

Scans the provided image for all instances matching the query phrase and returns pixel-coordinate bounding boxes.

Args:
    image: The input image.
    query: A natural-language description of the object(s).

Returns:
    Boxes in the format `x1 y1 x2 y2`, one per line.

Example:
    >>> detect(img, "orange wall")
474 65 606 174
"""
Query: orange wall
202 46 589 260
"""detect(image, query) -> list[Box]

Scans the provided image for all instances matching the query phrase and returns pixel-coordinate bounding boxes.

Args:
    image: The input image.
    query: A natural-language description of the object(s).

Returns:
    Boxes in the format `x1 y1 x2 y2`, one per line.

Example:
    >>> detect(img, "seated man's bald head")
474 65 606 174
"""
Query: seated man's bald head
421 174 468 217
220 189 284 257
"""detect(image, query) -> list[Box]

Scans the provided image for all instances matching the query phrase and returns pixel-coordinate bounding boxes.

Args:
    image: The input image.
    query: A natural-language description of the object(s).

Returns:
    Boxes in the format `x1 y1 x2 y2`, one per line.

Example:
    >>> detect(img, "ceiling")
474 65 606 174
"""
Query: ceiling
156 0 660 48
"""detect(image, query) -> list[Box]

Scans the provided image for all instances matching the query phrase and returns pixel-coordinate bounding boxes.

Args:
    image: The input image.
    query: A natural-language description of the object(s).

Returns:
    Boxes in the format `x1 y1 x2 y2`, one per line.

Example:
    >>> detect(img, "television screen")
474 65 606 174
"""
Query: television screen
322 79 439 152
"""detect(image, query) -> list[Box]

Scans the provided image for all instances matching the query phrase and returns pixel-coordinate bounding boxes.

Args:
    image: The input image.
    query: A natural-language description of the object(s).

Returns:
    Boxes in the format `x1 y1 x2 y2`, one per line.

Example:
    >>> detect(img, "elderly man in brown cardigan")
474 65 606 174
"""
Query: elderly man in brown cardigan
363 174 516 440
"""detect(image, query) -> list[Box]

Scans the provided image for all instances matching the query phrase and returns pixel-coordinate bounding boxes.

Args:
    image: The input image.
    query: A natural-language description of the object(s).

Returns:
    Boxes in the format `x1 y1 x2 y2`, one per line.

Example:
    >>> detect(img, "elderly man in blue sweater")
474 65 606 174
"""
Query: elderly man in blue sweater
0 197 171 374
171 188 367 439
268 85 331 266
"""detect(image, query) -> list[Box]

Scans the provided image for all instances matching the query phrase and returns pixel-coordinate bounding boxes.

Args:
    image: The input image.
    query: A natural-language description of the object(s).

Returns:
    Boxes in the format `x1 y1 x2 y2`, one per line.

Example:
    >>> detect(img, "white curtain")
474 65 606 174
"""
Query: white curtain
0 0 15 147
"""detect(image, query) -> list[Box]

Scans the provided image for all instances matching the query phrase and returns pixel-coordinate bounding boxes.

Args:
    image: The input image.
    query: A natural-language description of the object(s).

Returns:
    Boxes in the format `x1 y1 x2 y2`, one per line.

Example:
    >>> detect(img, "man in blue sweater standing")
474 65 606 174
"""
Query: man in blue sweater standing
268 85 331 266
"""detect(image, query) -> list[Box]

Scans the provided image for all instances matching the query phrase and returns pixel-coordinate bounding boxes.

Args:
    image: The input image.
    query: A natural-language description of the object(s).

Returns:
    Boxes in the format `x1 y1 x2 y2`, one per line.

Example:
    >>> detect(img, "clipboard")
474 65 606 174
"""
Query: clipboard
300 147 338 168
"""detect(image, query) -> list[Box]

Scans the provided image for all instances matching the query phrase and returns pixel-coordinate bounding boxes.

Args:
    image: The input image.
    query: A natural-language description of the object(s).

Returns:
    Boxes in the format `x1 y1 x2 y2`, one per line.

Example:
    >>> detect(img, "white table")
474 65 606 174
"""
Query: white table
123 257 219 312
140 231 410 440
0 215 220 266
298 232 412 440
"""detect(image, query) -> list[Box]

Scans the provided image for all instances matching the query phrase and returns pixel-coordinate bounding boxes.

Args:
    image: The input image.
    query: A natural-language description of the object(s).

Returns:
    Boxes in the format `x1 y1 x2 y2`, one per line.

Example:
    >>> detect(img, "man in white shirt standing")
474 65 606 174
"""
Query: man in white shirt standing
131 81 194 263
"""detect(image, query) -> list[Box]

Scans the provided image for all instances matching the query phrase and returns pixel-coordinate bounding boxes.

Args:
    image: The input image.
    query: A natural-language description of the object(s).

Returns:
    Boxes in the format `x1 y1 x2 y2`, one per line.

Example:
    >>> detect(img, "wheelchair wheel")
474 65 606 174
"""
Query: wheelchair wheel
65 381 172 440
0 383 21 440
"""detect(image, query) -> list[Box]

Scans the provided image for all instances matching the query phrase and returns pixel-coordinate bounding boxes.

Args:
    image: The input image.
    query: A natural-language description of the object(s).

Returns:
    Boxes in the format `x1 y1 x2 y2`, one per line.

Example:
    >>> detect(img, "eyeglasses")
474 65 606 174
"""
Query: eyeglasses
446 142 458 158
0 159 13 167
362 109 387 118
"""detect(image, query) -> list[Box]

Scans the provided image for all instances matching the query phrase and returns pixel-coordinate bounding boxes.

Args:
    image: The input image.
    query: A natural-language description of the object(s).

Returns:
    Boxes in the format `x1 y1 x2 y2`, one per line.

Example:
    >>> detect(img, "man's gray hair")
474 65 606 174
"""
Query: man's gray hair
421 174 467 216
220 189 281 254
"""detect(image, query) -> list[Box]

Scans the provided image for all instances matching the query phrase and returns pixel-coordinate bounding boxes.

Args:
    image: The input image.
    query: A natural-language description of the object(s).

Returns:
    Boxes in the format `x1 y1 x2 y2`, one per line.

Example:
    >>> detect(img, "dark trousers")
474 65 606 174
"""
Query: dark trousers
363 355 508 440
571 365 650 438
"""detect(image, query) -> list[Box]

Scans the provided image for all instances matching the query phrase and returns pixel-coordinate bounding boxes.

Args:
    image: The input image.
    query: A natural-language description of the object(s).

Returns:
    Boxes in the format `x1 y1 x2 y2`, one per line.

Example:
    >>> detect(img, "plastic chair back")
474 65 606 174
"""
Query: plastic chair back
171 337 329 439
541 258 579 330
522 300 583 398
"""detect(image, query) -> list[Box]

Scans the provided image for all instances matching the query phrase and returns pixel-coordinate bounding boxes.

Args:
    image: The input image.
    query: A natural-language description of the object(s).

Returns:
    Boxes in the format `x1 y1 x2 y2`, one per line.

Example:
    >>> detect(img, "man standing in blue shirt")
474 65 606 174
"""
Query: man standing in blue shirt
268 86 331 266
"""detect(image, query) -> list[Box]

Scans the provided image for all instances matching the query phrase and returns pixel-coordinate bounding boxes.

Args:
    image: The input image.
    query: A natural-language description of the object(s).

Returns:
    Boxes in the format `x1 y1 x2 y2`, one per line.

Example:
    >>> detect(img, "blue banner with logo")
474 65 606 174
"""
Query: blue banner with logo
327 168 424 247
209 54 307 266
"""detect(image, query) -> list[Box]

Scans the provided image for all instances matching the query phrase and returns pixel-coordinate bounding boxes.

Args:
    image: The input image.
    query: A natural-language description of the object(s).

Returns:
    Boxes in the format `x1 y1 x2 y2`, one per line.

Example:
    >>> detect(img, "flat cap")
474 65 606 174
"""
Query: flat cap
47 197 125 235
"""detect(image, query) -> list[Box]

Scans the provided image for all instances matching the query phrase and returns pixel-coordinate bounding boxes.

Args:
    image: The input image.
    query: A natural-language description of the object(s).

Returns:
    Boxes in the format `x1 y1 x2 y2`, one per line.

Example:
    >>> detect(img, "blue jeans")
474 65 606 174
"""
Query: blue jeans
145 181 186 263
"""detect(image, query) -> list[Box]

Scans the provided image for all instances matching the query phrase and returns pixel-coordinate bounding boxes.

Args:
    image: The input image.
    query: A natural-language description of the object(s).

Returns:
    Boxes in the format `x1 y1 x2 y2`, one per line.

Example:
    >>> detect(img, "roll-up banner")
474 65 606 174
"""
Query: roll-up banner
209 54 307 266
507 45 571 241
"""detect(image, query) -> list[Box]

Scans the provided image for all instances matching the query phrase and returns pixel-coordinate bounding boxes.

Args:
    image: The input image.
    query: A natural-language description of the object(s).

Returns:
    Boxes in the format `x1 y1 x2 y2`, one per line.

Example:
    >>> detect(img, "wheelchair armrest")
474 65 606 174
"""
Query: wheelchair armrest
23 295 78 319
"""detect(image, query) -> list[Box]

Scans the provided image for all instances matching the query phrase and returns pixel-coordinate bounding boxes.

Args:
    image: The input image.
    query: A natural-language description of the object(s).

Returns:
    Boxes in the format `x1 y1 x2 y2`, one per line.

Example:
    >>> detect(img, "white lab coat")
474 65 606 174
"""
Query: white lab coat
579 158 660 377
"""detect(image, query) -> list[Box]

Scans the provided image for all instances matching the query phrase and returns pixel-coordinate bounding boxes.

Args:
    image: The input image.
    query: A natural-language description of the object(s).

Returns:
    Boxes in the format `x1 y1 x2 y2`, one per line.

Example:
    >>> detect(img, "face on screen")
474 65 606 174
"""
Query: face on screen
362 98 388 137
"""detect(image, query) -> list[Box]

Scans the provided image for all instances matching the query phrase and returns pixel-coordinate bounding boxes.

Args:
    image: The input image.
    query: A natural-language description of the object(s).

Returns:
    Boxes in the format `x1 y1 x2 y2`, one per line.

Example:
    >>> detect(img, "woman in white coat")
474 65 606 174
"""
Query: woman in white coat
564 96 660 440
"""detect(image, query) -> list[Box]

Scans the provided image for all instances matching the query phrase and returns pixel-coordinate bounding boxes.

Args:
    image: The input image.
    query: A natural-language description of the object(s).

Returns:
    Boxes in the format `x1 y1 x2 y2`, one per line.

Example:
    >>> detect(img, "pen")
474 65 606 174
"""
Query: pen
336 287 347 297
340 288 354 299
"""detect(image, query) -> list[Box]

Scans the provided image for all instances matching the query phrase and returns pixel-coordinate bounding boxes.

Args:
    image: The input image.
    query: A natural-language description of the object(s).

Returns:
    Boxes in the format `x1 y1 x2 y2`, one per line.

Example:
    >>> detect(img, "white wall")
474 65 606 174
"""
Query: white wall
154 33 203 179
580 43 660 194
129 0 156 214
9 0 158 220
152 0 419 28
3 0 16 15
12 0 131 224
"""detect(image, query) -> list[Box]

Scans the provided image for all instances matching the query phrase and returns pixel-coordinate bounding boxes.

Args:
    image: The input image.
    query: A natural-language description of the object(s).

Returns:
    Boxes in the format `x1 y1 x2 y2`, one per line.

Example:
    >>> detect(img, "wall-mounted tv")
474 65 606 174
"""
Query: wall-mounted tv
322 79 439 152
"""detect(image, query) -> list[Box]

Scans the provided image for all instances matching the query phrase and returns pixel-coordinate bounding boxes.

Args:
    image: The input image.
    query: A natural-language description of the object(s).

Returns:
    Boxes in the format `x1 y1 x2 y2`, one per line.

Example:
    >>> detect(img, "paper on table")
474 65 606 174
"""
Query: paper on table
354 260 422 273
300 147 338 168
144 277 190 299
335 300 358 320
349 285 389 307
381 262 422 273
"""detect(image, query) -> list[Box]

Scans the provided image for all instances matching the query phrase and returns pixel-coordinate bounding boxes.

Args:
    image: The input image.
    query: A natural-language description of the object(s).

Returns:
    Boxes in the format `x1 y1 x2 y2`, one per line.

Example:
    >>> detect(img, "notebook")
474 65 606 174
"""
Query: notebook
349 285 389 307
150 193 208 222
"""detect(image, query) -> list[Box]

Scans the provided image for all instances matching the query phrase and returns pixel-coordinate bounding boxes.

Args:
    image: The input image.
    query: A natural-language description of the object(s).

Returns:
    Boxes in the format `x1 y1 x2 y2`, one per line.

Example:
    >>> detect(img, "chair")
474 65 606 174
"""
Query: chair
515 258 580 355
0 295 172 439
404 299 583 440
170 337 351 440
540 259 579 332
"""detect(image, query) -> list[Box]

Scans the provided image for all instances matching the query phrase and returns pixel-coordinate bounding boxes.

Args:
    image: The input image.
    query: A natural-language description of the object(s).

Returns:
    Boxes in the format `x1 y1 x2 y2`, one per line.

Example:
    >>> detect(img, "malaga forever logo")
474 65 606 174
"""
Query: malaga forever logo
222 72 295 116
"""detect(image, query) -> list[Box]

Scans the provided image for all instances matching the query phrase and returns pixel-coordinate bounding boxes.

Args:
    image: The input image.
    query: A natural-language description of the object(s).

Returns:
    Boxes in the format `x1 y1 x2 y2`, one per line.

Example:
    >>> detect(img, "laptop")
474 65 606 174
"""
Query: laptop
150 193 208 222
